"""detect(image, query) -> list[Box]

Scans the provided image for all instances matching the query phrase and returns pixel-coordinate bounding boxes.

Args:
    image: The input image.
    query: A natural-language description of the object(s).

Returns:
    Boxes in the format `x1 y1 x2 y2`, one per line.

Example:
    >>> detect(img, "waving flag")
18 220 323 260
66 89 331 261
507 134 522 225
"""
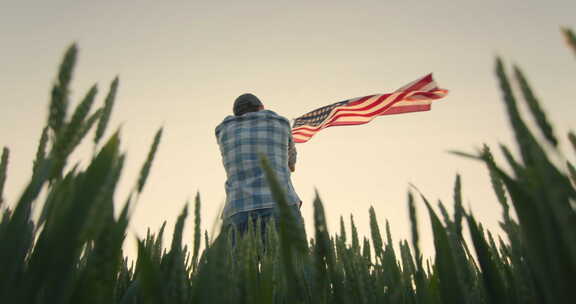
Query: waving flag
291 74 448 143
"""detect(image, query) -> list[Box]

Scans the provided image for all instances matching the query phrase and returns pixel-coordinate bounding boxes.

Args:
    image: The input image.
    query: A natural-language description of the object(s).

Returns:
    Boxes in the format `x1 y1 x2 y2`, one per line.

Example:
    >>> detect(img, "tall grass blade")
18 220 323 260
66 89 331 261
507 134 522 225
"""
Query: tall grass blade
137 127 163 193
136 240 167 304
95 76 119 145
48 44 76 134
369 206 384 262
170 204 188 253
422 194 466 304
350 214 360 254
447 150 481 160
260 155 307 252
259 155 307 302
50 107 102 181
562 27 576 57
0 159 51 301
73 109 103 150
482 146 509 210
466 214 509 304
0 147 8 208
495 57 546 167
513 66 558 147
339 215 347 243
568 131 576 154
68 84 98 133
80 151 124 242
453 175 464 238
71 195 129 304
567 161 576 184
33 127 49 175
500 144 524 177
407 191 435 303
192 226 234 304
407 191 420 261
60 84 98 152
313 192 348 304
164 203 190 304
25 133 121 303
192 192 201 272
362 237 371 263
487 155 576 303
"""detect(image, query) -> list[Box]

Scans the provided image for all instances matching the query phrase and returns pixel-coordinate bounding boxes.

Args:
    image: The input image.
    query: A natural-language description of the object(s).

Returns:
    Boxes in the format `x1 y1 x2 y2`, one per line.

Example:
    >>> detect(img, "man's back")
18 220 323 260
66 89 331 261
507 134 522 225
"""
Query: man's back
216 109 300 219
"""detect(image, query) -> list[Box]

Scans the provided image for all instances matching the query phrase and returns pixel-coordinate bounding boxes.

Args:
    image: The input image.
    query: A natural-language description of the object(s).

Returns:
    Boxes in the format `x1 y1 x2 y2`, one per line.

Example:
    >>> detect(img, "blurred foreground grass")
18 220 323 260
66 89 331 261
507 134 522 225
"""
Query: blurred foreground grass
0 29 575 304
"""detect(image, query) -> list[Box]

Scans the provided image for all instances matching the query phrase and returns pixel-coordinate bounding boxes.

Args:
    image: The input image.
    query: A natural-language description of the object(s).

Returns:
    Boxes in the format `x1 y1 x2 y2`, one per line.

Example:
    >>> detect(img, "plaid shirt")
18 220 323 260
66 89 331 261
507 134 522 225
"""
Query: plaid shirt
216 110 300 219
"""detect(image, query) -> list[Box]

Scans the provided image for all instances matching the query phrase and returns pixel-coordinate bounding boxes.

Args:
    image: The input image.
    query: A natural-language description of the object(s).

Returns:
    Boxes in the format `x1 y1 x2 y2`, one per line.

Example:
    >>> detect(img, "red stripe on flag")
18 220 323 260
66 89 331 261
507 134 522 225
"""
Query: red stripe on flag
380 104 431 115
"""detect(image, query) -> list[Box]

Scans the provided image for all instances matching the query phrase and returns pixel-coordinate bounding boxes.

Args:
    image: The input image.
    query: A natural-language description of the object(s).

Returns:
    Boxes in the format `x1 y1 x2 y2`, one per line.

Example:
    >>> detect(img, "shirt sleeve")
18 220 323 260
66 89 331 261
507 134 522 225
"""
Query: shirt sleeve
288 134 297 172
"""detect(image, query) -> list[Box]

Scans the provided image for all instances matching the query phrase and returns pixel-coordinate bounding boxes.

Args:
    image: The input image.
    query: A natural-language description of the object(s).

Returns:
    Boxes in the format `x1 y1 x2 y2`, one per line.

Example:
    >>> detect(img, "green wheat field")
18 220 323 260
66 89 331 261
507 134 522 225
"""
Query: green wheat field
1 29 575 304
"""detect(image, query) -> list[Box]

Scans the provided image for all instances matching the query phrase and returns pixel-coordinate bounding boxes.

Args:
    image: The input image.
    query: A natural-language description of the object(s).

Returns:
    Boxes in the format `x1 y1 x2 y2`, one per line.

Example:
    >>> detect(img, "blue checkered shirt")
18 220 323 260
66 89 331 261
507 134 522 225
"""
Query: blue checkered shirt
216 110 300 219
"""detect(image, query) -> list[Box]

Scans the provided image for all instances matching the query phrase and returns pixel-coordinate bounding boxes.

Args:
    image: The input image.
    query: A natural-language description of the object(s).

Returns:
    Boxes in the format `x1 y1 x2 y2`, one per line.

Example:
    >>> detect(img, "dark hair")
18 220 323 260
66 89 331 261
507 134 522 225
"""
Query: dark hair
233 93 263 116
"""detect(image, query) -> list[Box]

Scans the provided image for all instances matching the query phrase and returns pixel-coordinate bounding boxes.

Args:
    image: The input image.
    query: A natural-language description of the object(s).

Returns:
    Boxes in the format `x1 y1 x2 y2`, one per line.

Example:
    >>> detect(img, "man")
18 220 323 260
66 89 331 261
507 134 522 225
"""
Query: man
215 93 303 240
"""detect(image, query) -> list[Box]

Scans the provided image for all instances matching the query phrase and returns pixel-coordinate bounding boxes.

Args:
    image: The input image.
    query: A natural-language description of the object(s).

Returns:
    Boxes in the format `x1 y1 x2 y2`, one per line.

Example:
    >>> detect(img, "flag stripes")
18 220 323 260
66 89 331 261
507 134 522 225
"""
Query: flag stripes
291 74 448 143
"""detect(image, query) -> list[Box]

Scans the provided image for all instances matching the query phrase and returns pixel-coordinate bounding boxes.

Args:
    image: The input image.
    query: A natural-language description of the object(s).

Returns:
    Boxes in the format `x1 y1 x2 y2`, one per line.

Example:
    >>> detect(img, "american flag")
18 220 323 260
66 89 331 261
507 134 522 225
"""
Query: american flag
291 74 448 143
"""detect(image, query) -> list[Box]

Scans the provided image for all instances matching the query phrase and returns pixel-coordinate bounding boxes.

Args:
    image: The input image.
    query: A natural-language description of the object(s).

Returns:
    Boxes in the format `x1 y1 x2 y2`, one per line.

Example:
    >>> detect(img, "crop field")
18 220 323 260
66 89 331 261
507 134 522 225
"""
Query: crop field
0 29 575 304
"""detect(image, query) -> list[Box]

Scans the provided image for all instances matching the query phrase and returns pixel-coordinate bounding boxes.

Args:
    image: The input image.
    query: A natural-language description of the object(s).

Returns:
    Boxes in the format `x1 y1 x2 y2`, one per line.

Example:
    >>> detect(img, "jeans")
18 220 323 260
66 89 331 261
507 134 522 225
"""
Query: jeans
222 204 304 247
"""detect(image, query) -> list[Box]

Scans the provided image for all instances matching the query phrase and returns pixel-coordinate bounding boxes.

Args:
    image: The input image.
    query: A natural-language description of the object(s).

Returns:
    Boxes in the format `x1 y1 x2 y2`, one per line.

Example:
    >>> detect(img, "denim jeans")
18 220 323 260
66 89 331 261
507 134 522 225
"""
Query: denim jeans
222 204 304 247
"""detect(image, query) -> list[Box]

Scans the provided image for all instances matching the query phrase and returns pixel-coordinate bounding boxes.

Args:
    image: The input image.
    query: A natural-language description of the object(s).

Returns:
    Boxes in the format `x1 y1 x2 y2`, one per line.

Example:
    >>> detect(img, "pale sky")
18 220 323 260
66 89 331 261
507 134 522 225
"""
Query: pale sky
1 0 575 258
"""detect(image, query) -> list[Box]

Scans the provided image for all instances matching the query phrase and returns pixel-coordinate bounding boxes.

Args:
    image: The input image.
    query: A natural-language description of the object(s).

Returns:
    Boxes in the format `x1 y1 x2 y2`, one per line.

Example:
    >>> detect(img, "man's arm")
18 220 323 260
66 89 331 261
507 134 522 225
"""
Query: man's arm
288 134 297 172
